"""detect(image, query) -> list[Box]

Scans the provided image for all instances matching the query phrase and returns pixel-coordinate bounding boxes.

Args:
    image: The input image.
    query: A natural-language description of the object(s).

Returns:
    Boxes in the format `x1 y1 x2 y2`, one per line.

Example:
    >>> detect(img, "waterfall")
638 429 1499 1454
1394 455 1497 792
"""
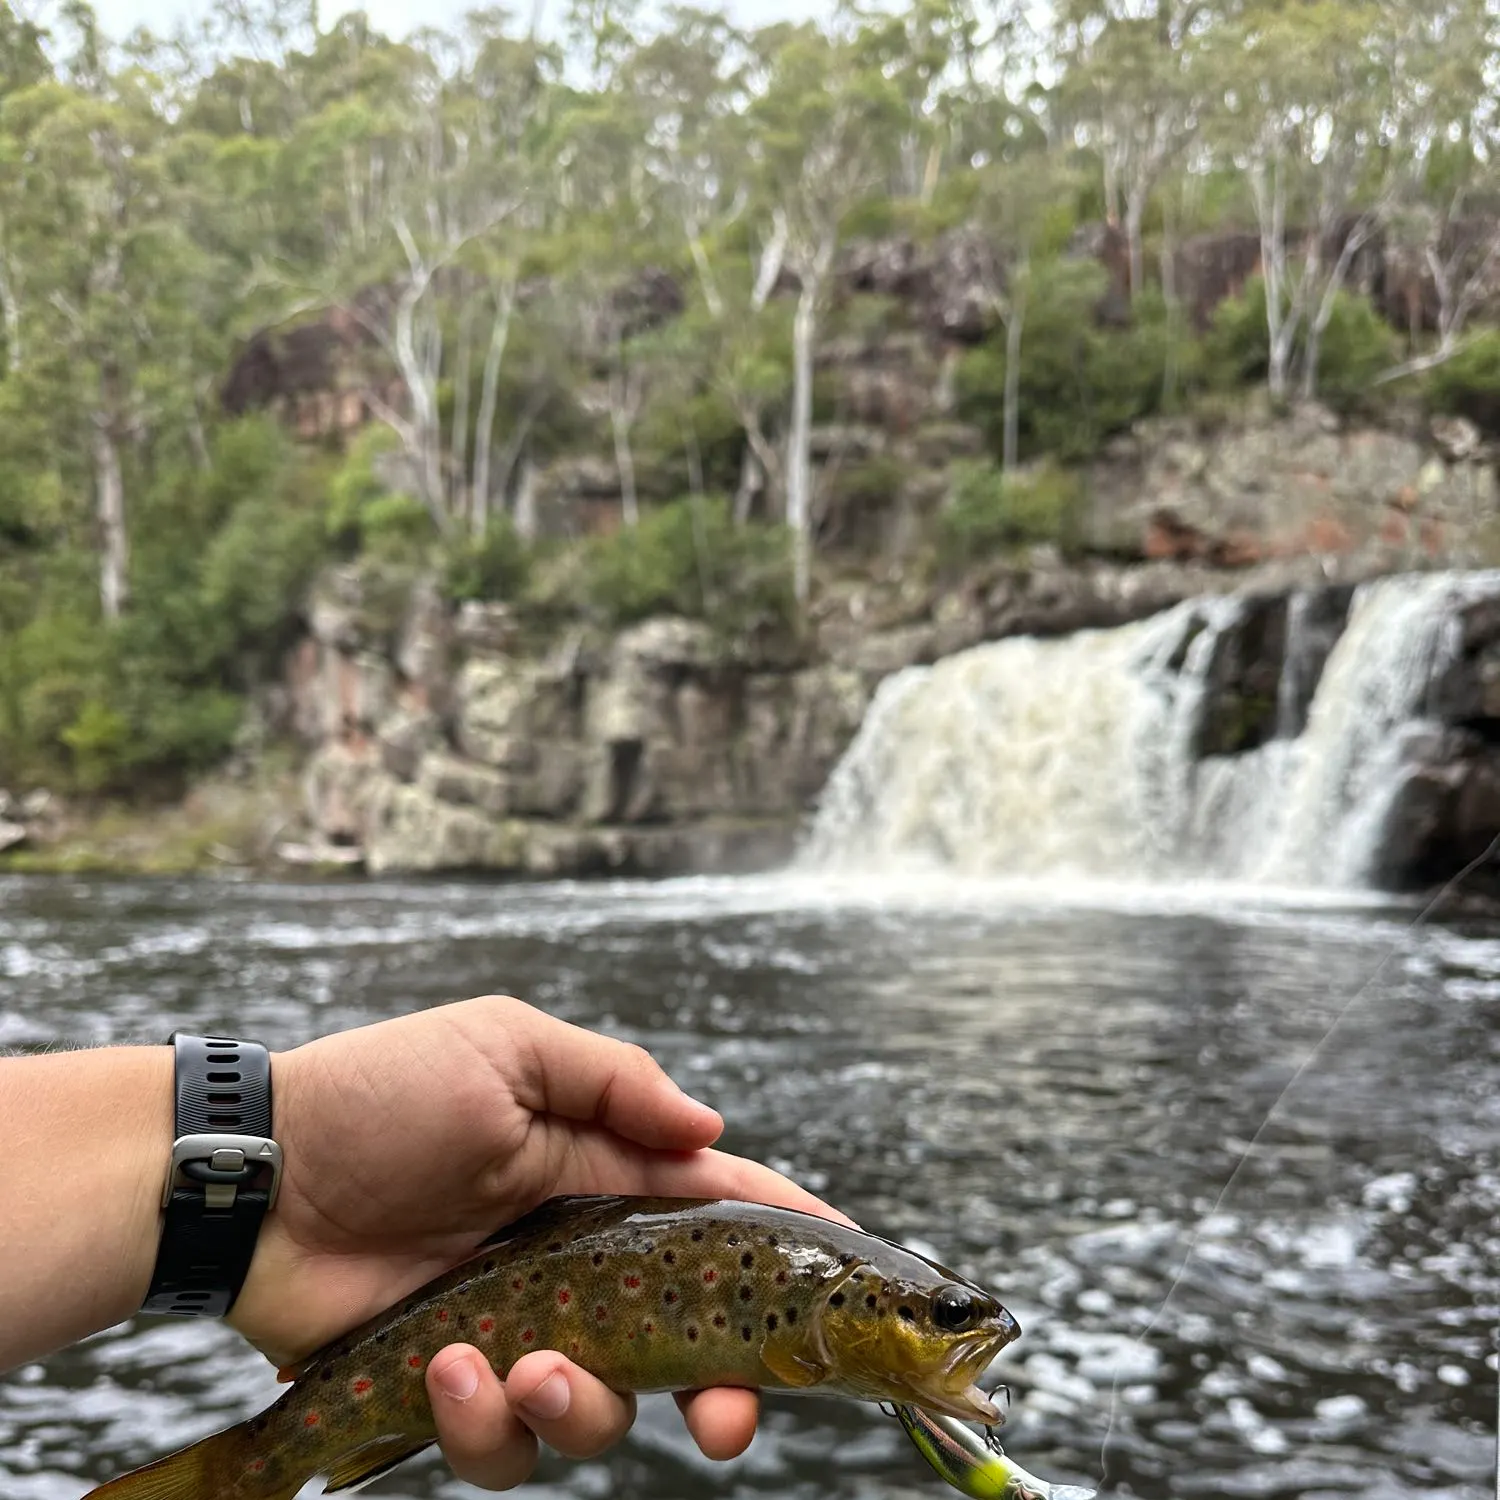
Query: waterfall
799 571 1494 889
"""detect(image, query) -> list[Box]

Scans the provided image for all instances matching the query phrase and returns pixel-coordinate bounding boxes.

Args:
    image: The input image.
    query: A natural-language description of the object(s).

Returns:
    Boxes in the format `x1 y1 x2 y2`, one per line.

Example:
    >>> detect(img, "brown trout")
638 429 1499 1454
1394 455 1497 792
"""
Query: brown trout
85 1195 1020 1499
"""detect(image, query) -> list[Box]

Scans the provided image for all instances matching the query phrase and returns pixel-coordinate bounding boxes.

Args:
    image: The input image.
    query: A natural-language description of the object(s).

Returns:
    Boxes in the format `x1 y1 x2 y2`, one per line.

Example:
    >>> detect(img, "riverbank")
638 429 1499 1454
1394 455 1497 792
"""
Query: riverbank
8 400 1500 888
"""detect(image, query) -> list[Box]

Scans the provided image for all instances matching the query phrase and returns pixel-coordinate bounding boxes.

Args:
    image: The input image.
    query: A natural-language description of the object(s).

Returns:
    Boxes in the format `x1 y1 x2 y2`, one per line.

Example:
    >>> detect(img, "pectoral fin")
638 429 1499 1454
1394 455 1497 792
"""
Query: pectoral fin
760 1260 863 1391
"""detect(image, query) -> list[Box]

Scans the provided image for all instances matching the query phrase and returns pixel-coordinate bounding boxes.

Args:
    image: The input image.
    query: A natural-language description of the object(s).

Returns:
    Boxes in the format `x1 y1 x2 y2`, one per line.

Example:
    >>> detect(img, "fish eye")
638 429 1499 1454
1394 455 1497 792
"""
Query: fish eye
931 1286 976 1331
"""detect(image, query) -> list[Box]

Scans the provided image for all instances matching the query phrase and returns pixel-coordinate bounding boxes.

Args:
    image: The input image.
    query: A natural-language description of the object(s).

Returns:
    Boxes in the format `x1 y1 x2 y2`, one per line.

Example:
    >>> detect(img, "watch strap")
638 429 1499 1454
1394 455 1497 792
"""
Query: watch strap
142 1033 277 1318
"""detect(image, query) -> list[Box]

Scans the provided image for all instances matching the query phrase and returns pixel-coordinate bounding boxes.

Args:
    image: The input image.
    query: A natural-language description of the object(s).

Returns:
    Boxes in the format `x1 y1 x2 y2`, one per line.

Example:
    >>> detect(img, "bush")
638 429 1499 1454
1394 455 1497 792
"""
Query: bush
1427 330 1500 435
566 497 795 634
1202 277 1396 410
954 266 1187 463
441 517 532 603
938 461 1085 565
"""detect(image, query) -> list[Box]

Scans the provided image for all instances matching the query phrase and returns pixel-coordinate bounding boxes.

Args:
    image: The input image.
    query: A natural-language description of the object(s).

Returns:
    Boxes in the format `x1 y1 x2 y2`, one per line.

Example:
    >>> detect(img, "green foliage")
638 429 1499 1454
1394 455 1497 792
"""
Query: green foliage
0 417 331 793
441 517 533 603
1203 277 1397 410
955 268 1184 462
326 426 407 549
554 498 796 634
938 461 1085 564
1426 331 1500 435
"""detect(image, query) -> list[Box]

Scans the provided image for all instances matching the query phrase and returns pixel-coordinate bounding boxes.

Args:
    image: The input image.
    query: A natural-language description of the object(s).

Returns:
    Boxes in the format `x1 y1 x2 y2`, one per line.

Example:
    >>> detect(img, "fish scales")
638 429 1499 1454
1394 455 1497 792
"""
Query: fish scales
82 1195 1021 1500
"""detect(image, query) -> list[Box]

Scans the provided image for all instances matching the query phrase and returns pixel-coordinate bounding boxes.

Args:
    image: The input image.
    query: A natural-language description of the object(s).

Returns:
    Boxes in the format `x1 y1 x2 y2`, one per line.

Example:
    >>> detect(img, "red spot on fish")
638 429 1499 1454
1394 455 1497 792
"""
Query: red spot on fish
522 1328 535 1343
595 1305 608 1320
436 1308 450 1323
479 1317 495 1333
304 1412 321 1428
570 1340 580 1356
512 1278 524 1291
557 1288 571 1306
702 1268 718 1284
249 1459 266 1474
400 1393 411 1409
623 1274 641 1290
408 1355 424 1370
663 1289 678 1304
352 1378 374 1397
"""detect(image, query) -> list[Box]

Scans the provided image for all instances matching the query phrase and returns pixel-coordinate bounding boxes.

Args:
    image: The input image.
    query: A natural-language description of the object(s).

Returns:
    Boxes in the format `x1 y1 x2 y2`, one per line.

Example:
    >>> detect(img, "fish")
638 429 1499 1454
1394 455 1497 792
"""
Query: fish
83 1194 1022 1499
891 1402 1098 1500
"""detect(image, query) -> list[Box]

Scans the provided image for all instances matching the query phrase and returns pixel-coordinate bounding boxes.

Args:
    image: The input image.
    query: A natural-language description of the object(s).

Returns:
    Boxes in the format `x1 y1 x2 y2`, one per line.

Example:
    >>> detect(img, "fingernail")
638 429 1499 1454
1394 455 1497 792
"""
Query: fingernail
434 1354 480 1402
517 1371 571 1421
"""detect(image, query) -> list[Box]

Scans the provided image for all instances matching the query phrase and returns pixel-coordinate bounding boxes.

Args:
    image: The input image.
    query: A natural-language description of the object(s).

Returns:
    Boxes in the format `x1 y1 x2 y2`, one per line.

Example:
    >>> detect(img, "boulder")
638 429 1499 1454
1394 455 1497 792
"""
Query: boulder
0 819 26 853
303 744 383 844
363 777 528 874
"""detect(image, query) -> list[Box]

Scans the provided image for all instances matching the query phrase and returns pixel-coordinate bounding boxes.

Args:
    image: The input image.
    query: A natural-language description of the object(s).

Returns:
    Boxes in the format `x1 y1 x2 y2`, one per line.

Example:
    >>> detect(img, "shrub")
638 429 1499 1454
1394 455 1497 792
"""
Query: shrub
1203 277 1396 410
938 461 1085 565
1426 330 1500 435
569 497 795 634
441 517 532 604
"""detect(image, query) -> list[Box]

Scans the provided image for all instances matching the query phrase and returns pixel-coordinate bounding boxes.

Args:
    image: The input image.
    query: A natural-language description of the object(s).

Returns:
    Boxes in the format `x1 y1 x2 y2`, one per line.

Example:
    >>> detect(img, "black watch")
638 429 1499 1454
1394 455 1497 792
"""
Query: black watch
141 1031 283 1317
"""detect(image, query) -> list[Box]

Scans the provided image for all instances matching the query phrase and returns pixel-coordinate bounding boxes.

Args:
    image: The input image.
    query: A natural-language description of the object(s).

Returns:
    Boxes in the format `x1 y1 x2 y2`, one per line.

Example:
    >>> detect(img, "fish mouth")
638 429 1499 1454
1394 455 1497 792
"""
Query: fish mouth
917 1328 1017 1423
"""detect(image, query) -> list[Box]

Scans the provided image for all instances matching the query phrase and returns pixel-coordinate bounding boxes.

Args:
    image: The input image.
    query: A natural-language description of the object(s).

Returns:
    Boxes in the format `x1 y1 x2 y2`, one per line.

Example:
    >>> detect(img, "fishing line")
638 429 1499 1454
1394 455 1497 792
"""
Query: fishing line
1093 829 1500 1491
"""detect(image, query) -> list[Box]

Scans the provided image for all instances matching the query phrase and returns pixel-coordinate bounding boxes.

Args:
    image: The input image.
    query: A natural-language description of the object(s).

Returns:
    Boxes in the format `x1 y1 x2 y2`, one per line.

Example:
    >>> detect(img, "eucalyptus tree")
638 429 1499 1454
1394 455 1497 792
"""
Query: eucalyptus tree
1203 0 1398 401
746 21 902 603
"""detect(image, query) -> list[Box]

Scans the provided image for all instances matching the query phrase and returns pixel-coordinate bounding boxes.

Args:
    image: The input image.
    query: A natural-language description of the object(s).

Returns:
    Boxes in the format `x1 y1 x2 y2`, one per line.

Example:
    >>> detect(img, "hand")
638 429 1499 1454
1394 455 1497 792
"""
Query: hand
228 994 851 1489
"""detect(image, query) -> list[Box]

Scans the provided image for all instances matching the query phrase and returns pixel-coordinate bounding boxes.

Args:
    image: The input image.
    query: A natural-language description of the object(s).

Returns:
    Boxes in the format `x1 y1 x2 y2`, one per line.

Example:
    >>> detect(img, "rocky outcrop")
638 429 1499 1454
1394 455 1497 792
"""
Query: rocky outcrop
1088 403 1497 569
288 591 870 876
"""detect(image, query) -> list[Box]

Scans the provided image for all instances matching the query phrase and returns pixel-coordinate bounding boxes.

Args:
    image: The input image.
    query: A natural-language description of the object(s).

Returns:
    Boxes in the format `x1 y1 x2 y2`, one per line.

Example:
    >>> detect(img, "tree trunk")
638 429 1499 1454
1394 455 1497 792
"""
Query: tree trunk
450 298 476 518
1001 265 1027 479
392 282 445 530
92 390 128 623
0 262 20 374
470 285 514 536
1124 191 1146 303
787 271 820 606
512 455 537 541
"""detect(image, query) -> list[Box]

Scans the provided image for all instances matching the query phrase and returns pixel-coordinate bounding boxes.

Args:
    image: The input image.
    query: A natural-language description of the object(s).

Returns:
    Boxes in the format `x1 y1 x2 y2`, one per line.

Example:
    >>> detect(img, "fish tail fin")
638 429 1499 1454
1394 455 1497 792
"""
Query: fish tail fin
79 1419 308 1500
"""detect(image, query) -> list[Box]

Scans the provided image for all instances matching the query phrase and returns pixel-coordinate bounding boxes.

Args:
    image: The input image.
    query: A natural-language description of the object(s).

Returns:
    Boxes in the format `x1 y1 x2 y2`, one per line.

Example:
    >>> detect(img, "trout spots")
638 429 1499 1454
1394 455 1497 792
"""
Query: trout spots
663 1287 679 1305
691 1228 703 1242
522 1328 535 1344
595 1304 609 1322
248 1459 266 1475
436 1308 450 1323
512 1278 524 1292
530 1271 543 1284
304 1412 321 1428
741 1326 752 1341
739 1285 753 1302
740 1252 754 1270
713 1313 727 1330
775 1270 789 1285
407 1355 425 1371
786 1307 798 1325
662 1249 676 1266
592 1251 606 1266
570 1340 581 1357
352 1378 374 1398
479 1317 496 1334
622 1273 642 1291
766 1313 778 1331
686 1325 699 1342
767 1234 779 1248
643 1320 655 1335
557 1288 572 1308
702 1267 718 1284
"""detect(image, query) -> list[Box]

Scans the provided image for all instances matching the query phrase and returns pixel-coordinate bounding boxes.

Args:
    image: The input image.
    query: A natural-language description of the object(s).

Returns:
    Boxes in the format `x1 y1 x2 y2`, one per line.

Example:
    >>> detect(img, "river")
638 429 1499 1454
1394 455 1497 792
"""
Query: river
0 870 1495 1500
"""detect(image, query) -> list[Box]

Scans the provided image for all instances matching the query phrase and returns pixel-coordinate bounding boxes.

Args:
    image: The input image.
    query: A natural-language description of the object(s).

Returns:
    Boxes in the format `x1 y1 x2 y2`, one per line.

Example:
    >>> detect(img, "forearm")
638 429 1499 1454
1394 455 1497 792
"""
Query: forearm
0 1046 172 1370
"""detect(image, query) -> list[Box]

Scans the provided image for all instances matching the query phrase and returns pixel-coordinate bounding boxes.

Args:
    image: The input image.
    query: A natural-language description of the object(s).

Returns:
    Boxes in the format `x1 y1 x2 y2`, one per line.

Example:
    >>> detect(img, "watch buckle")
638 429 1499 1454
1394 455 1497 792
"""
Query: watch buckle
164 1132 284 1212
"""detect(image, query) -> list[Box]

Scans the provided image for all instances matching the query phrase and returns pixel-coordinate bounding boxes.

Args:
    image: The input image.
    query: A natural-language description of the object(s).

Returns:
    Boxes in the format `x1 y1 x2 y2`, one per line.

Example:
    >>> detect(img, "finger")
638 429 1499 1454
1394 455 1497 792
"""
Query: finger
487 998 723 1150
427 1344 537 1491
554 1136 860 1229
675 1387 760 1460
505 1352 637 1459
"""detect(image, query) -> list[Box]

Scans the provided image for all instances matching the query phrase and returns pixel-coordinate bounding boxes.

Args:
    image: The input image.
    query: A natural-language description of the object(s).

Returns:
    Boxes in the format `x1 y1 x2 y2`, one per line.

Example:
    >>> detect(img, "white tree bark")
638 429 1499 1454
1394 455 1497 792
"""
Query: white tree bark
470 282 515 535
92 394 128 622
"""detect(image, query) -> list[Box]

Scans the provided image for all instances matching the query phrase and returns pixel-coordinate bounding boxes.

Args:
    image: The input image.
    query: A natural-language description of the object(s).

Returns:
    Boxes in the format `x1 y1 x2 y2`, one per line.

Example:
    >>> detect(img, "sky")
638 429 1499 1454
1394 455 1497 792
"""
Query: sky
83 0 818 44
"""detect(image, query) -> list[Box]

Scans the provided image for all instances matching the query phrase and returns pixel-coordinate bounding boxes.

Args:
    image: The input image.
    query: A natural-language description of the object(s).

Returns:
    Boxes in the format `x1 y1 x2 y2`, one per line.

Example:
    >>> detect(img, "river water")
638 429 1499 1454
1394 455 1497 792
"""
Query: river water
0 871 1496 1500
